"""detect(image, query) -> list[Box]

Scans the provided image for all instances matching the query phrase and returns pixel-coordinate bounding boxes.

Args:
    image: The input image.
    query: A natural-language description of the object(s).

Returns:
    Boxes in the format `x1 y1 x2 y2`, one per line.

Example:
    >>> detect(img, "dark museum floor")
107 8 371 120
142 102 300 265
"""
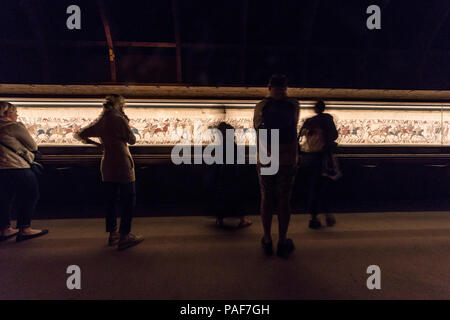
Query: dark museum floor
0 212 449 300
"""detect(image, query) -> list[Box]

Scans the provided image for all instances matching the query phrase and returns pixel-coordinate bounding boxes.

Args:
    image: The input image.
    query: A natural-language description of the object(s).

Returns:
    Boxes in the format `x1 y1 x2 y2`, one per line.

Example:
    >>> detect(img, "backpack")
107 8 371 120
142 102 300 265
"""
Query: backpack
300 123 326 153
260 98 297 144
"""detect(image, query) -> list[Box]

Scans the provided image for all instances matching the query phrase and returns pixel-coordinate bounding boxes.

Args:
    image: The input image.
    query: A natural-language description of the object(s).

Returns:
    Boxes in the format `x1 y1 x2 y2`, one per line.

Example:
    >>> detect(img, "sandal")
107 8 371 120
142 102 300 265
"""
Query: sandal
16 229 49 242
0 231 19 242
117 233 144 251
237 218 252 229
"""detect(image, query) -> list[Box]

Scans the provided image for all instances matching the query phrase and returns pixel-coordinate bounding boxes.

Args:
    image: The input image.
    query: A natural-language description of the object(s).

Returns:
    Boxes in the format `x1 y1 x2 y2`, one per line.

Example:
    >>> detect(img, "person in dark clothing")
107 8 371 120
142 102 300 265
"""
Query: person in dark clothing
299 100 339 229
211 122 252 229
254 74 300 258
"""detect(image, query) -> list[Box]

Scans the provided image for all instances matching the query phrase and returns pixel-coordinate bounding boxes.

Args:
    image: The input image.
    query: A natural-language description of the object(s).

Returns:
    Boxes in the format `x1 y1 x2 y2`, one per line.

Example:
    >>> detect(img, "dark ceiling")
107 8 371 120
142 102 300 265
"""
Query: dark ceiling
0 0 449 90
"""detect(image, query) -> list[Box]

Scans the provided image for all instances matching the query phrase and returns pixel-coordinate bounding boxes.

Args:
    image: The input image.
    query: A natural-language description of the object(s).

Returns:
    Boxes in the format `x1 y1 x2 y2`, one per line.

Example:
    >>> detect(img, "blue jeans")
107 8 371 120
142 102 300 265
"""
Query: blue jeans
103 181 136 234
0 168 39 229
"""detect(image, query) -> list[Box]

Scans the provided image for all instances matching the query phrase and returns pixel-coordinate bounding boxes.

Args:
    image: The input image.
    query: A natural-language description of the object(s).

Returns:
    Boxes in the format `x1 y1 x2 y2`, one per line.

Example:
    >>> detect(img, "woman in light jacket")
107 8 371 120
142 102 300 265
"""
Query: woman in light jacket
0 102 48 242
75 95 143 251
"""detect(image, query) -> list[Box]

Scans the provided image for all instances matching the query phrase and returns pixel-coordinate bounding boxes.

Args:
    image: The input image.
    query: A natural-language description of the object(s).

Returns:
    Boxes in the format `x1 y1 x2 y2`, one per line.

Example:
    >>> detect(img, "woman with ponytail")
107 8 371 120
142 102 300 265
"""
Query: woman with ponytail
76 95 143 250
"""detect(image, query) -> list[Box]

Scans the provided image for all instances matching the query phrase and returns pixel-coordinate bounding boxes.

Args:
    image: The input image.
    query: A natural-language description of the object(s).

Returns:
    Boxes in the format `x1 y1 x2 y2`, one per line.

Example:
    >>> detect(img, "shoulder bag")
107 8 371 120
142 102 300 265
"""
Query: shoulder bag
0 141 44 177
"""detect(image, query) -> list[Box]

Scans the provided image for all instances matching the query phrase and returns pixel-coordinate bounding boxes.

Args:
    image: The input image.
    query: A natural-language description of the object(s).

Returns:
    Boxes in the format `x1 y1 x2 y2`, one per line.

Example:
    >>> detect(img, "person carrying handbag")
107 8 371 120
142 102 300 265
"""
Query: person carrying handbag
298 100 340 229
0 102 49 242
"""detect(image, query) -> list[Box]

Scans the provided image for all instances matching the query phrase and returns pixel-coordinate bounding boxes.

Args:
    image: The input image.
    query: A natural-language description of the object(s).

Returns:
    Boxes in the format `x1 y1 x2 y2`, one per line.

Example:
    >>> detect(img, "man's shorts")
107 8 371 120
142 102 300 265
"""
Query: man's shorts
257 165 297 201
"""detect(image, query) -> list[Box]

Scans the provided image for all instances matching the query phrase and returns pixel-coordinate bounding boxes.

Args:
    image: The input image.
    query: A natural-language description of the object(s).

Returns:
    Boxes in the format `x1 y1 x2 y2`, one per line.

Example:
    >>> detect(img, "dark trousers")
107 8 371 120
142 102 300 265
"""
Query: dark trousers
103 181 136 234
300 153 332 217
211 165 240 219
0 168 39 229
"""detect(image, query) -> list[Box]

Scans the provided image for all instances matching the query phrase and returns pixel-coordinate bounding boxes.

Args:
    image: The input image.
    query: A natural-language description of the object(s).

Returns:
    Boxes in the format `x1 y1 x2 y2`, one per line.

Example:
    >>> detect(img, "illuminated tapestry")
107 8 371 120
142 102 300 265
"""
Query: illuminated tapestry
11 100 450 146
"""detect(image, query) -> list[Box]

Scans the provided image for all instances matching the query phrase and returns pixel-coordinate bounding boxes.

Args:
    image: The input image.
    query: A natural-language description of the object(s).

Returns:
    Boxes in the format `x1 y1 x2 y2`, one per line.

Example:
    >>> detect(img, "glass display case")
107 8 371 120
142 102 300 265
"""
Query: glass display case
8 98 450 146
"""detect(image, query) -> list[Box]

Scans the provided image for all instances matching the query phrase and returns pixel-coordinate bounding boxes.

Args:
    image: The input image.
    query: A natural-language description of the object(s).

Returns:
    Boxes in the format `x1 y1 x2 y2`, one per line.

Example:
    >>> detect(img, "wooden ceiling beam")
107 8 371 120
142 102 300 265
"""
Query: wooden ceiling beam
97 0 117 82
0 84 449 102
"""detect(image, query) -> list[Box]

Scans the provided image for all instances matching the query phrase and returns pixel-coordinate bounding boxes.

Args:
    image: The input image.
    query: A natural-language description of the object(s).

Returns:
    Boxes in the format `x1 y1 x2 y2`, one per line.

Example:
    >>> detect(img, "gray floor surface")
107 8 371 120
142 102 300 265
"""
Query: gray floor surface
0 212 449 300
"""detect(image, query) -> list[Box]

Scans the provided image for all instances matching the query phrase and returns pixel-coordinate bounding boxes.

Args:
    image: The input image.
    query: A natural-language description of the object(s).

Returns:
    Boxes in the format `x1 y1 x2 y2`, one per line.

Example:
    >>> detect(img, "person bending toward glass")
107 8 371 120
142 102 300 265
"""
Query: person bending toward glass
75 95 143 251
299 100 339 229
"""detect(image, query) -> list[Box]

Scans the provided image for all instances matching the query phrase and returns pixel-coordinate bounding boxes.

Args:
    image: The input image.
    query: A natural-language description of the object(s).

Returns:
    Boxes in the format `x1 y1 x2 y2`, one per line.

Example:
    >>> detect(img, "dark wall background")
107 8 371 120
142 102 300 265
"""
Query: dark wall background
23 155 450 220
0 0 449 90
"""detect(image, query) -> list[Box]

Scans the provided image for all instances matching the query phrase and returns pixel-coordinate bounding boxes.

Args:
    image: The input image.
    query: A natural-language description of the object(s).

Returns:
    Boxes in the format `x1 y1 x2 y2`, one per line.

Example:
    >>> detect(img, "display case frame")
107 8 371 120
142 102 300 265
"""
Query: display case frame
2 84 450 164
